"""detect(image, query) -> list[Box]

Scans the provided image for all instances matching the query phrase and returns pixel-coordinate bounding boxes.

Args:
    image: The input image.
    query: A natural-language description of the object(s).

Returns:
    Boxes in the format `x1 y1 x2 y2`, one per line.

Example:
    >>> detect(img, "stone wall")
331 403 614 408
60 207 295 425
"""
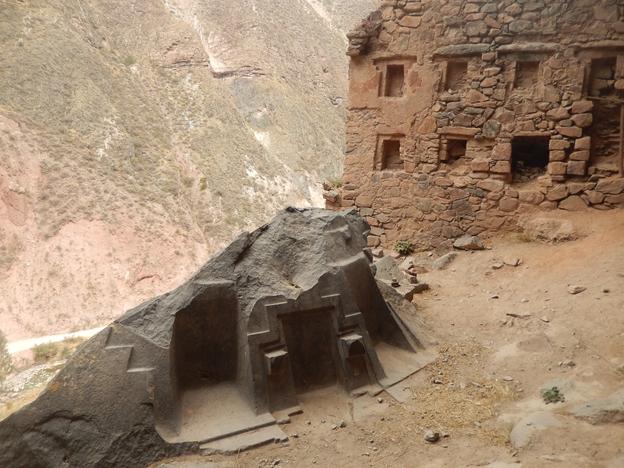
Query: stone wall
331 0 624 251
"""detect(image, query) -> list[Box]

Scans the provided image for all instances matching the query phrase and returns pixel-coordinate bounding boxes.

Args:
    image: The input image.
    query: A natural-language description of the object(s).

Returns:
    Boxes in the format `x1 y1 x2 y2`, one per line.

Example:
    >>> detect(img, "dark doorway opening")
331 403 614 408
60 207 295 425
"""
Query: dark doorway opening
512 136 549 182
381 139 403 170
384 64 405 97
281 310 338 393
172 292 238 390
446 61 468 90
447 138 467 163
589 57 617 97
515 61 540 89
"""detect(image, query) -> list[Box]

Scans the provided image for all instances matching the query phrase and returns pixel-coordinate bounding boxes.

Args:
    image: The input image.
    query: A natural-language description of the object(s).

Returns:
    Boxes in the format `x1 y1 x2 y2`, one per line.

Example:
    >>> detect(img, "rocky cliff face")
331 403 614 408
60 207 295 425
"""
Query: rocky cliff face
0 0 376 340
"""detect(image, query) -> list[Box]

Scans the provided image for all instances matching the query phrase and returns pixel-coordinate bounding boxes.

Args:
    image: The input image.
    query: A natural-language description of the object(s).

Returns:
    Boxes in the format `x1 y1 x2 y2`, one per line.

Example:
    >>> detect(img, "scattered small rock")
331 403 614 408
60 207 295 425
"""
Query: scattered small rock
503 376 514 382
504 257 522 267
424 430 440 443
432 378 444 385
558 360 576 368
540 316 550 323
453 235 485 251
433 252 459 270
567 285 586 295
492 262 504 270
371 248 384 258
377 397 383 404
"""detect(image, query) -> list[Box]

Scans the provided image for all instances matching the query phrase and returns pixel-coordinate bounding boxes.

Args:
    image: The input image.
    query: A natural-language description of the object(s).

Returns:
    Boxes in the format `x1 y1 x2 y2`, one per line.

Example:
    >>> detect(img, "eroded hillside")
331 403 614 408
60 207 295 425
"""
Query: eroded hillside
0 0 376 340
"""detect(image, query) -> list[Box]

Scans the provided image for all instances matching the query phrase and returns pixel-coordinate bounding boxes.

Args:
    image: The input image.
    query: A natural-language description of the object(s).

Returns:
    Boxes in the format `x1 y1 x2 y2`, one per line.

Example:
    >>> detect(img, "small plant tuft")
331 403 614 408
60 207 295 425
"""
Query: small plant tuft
32 338 86 364
394 240 414 256
123 55 137 67
541 386 565 404
326 177 343 189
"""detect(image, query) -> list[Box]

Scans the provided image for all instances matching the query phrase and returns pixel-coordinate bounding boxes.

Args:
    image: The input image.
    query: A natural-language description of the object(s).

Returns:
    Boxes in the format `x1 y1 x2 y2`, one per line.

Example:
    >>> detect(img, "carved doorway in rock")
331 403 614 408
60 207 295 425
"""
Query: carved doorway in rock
280 309 339 393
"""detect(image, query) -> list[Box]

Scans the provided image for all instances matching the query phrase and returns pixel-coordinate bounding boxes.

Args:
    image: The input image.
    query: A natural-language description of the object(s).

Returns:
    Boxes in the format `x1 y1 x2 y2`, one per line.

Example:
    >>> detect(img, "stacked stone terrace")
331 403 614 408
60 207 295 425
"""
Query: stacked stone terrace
333 0 624 250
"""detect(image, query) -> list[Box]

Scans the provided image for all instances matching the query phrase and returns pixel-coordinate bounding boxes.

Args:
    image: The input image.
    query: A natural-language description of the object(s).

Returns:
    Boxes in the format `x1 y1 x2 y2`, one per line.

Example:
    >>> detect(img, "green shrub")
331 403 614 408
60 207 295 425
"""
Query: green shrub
122 55 136 67
541 386 565 404
394 240 414 256
326 177 343 189
0 330 12 382
32 338 86 364
32 343 58 363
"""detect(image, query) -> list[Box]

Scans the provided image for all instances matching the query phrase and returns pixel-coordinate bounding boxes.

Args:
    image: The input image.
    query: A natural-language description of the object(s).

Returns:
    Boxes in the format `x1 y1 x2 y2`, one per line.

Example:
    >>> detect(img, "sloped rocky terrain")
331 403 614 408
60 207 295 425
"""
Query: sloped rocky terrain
0 0 376 340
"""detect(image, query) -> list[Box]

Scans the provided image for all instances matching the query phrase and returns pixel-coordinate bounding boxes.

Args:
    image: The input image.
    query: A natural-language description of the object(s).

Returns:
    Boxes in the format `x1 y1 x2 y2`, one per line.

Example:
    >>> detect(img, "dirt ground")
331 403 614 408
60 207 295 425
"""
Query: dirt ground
154 209 624 468
2 209 623 467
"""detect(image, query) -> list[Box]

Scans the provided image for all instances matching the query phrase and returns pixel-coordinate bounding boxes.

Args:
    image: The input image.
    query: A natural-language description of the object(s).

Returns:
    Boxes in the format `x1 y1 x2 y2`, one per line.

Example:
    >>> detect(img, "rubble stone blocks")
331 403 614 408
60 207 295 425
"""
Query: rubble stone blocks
0 208 433 467
331 0 624 251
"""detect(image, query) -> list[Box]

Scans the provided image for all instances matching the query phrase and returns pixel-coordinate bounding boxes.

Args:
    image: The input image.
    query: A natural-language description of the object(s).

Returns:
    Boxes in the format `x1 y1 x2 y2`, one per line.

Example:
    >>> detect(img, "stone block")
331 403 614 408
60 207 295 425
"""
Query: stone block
569 150 589 161
477 179 505 192
596 178 624 194
492 142 512 160
586 191 605 204
549 150 566 161
499 197 519 212
567 161 586 176
575 137 591 150
605 193 624 204
567 182 586 195
518 190 545 205
556 126 582 138
471 159 490 172
549 139 570 150
546 184 569 201
356 194 374 207
491 160 511 174
571 100 593 114
571 113 593 128
559 195 587 211
400 15 422 28
546 107 570 121
548 162 567 176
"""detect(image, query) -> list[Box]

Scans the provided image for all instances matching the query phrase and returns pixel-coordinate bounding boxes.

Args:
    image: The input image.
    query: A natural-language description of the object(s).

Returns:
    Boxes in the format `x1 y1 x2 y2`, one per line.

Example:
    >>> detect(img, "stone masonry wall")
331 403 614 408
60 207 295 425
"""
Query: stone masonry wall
332 0 624 251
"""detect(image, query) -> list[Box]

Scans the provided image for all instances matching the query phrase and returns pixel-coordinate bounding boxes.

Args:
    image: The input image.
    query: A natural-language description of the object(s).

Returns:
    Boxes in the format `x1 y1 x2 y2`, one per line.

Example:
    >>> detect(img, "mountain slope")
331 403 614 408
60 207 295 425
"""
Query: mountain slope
0 0 376 339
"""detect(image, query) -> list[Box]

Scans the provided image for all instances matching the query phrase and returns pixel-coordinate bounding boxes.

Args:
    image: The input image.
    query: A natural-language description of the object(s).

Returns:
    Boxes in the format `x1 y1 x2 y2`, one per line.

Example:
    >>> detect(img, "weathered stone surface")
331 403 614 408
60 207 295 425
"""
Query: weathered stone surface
453 235 485 250
596 178 624 195
566 161 586 176
556 126 582 138
518 190 545 205
434 43 489 56
571 100 594 114
0 208 431 467
477 179 505 192
342 0 624 252
586 190 606 204
520 217 577 243
546 107 570 121
559 195 587 211
571 113 593 128
546 185 569 201
499 197 519 211
432 252 459 270
510 412 561 449
571 390 624 424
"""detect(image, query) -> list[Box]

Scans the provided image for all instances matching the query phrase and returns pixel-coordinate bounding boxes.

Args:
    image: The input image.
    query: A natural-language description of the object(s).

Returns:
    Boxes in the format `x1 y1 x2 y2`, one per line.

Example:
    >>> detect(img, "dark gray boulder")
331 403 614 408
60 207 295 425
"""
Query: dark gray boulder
0 208 432 467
